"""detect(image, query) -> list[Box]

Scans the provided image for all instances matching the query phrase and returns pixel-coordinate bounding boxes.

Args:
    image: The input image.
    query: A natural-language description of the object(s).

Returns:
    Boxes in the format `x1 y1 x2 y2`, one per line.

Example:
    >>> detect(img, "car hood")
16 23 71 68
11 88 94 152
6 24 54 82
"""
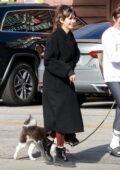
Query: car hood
73 22 110 39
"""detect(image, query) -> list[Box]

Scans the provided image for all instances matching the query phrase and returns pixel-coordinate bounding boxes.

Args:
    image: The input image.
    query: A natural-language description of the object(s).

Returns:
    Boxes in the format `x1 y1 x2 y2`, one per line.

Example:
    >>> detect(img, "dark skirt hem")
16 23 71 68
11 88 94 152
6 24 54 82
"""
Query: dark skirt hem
45 127 84 134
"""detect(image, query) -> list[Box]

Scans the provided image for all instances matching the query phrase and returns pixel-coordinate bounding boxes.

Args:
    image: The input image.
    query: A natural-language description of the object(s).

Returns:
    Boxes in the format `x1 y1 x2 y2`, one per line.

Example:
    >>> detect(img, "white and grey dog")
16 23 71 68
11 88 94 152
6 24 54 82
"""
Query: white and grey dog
13 115 47 160
13 115 79 161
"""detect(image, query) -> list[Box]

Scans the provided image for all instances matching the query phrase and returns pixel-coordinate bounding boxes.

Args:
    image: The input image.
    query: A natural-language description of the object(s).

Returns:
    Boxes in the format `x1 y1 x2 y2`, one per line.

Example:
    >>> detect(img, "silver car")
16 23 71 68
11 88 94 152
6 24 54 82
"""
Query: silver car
38 22 110 104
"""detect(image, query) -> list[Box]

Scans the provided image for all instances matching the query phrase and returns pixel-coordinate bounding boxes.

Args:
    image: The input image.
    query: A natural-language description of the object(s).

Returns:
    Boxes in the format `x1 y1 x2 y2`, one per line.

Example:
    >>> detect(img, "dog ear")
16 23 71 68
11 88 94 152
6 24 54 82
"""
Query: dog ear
28 114 32 119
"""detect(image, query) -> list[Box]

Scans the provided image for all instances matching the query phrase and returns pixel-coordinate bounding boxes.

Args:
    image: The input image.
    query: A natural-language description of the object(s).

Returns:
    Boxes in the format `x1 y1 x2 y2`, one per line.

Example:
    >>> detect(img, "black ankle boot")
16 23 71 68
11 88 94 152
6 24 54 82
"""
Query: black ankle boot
54 147 76 167
37 138 53 164
65 133 79 146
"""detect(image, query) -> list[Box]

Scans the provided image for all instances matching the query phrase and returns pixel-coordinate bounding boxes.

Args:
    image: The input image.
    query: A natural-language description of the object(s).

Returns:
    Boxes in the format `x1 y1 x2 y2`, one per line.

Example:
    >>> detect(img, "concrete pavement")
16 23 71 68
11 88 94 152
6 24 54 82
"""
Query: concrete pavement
0 100 120 170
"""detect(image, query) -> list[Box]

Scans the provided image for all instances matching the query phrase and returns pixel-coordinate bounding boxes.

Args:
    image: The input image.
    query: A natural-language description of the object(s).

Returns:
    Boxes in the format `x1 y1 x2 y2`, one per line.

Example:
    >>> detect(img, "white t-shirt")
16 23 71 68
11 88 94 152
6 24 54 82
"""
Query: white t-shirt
101 27 120 82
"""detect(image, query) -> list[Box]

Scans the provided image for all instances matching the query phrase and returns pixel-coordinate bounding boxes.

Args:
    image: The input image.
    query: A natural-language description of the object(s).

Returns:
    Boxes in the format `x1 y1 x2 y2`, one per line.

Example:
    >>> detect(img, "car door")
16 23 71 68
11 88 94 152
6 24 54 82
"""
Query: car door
25 9 54 54
27 9 55 85
0 10 30 83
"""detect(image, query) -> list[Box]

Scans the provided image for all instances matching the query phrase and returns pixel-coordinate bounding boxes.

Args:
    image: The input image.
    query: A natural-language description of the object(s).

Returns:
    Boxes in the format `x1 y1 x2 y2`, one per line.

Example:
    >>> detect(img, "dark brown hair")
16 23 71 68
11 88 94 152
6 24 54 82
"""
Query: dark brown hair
112 6 120 20
53 5 76 31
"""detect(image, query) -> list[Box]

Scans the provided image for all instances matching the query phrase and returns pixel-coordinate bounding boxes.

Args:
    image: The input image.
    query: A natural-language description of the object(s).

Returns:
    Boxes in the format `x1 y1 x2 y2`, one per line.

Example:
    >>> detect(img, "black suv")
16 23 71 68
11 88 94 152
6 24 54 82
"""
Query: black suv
0 3 54 106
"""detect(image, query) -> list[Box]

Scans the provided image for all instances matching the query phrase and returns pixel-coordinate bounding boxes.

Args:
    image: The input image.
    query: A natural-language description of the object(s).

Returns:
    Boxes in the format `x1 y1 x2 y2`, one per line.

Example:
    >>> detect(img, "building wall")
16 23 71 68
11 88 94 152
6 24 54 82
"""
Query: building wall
73 0 110 23
45 0 110 23
16 0 120 24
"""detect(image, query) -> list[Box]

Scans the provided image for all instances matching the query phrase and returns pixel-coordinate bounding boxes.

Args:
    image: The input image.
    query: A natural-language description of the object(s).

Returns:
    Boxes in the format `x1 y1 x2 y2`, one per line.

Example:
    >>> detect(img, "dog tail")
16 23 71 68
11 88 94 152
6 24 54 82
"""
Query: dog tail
23 114 37 127
24 114 32 126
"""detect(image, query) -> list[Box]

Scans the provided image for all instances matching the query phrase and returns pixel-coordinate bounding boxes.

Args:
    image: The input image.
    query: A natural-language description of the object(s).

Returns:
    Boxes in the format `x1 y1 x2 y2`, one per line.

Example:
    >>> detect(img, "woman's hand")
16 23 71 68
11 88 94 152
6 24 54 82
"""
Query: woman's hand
69 74 76 82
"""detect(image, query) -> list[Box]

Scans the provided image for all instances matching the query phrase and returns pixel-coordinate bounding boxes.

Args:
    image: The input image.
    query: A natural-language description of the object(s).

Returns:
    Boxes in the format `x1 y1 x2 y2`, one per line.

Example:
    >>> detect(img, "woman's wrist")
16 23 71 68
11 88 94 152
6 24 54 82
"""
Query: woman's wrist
68 70 74 77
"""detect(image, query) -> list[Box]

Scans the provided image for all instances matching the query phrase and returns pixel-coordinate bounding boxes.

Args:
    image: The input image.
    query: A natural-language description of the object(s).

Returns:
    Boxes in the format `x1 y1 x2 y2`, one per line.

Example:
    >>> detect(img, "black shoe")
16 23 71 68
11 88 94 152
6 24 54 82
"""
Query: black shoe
65 133 79 147
54 147 76 168
37 138 53 164
108 146 120 157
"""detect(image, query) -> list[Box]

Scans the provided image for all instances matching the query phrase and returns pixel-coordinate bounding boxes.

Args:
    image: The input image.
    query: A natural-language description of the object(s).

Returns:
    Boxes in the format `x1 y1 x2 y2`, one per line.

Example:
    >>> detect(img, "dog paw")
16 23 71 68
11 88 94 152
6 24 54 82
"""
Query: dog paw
30 157 36 161
13 154 17 160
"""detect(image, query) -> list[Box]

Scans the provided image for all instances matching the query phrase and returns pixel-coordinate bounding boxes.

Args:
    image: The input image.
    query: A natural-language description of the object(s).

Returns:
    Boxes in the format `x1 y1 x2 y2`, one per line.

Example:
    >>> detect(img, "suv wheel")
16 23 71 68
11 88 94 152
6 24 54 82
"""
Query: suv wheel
2 63 37 106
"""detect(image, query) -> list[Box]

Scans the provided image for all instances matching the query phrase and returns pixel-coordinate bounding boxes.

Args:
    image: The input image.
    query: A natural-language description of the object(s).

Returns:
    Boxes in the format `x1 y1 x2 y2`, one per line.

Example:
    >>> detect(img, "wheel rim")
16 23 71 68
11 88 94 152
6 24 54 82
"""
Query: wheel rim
14 69 33 100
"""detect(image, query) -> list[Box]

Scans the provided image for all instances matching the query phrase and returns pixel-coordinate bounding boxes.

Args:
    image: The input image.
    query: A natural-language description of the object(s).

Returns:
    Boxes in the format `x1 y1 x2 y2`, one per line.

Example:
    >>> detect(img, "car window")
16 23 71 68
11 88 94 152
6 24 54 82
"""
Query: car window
73 23 110 39
2 11 28 31
49 10 55 21
73 17 87 30
28 10 53 33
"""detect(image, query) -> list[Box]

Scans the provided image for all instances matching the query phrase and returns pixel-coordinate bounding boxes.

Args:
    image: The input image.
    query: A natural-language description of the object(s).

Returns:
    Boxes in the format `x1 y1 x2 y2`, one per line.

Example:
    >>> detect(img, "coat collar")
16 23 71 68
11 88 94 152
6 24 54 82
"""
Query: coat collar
56 28 72 40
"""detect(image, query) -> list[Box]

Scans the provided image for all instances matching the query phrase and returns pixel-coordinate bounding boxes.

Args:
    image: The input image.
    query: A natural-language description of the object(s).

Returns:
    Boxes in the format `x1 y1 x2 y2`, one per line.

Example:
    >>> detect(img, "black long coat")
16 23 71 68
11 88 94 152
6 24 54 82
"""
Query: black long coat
42 28 84 134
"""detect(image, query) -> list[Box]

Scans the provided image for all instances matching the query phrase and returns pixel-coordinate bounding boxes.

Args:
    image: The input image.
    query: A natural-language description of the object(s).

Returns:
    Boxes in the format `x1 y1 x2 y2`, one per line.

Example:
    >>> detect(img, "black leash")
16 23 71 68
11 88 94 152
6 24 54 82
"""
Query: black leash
66 101 115 147
79 101 115 144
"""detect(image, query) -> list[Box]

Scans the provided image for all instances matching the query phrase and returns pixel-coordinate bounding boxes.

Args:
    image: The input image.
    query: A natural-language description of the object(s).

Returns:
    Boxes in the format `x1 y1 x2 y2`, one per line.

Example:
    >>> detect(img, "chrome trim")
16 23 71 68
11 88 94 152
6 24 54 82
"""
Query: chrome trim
91 84 108 93
76 39 101 43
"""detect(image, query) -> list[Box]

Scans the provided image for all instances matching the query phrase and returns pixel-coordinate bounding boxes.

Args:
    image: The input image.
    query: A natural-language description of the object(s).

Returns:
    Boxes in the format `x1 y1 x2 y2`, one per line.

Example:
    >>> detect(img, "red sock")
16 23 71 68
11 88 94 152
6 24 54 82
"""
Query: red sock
56 132 65 147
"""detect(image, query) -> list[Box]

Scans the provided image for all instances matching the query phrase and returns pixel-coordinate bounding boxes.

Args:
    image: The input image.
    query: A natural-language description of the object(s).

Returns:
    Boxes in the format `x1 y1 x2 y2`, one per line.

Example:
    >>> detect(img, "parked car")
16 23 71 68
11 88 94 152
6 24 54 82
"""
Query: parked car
73 22 111 103
0 3 55 106
38 22 111 104
0 3 86 106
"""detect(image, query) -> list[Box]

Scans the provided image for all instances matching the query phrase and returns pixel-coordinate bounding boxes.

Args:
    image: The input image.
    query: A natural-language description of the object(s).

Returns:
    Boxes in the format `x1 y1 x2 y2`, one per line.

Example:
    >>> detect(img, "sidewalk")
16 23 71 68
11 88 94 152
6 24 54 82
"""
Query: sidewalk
0 101 120 170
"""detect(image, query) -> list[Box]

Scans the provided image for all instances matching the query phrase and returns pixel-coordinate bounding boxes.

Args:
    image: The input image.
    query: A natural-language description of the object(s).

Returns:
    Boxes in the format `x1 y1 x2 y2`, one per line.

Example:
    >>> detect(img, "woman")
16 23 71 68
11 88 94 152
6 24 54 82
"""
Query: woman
102 6 120 157
39 5 84 167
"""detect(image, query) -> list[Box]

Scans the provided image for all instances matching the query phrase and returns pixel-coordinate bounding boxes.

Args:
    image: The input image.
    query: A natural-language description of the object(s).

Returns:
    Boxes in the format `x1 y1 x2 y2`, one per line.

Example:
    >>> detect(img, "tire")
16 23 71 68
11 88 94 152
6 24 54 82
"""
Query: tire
2 63 37 106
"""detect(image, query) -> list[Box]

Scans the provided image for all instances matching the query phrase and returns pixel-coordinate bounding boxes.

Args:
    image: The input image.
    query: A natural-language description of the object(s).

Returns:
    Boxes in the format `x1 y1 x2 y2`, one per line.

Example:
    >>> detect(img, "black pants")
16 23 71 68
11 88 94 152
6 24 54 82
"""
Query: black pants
107 82 120 131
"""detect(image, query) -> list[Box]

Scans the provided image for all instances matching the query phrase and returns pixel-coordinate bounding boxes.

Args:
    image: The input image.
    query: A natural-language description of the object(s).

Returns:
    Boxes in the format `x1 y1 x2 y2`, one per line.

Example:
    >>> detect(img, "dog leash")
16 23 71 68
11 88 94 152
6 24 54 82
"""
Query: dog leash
78 101 115 144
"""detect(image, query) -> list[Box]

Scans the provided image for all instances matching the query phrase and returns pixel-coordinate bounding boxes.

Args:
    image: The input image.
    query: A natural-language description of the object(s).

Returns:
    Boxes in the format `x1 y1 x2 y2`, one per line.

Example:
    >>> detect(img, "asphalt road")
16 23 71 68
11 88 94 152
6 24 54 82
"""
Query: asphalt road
0 100 120 170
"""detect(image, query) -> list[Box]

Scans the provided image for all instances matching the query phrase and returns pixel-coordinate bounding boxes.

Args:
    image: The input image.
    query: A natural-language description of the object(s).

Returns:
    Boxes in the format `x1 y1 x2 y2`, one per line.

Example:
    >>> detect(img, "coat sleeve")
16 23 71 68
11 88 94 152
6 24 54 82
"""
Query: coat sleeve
44 35 73 78
67 42 80 77
68 33 80 70
69 41 80 69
